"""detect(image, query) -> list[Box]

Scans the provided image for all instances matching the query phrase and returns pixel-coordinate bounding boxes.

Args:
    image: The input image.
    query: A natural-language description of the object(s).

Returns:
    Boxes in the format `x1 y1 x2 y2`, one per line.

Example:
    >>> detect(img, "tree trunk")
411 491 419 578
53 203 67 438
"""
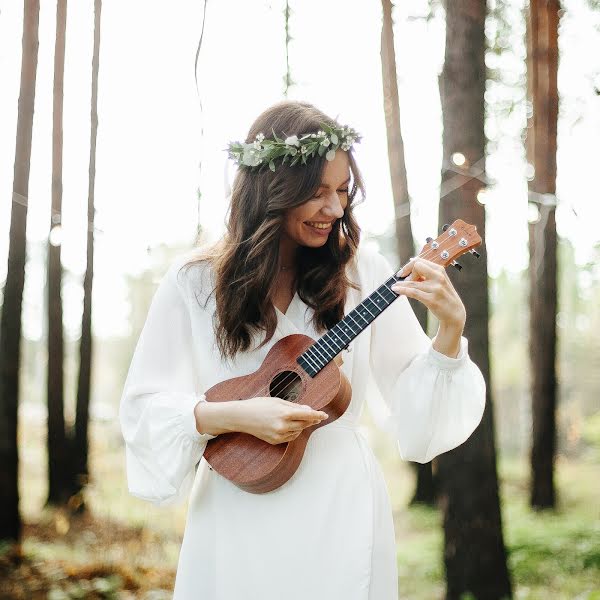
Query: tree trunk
380 0 435 505
526 0 559 511
46 0 70 507
437 1 512 598
70 0 102 513
0 0 41 544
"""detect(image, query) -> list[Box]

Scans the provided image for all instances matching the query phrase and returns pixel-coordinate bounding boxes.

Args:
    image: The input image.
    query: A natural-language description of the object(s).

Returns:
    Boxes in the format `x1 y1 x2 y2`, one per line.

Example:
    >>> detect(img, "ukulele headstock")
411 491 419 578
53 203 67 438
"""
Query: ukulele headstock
415 219 482 271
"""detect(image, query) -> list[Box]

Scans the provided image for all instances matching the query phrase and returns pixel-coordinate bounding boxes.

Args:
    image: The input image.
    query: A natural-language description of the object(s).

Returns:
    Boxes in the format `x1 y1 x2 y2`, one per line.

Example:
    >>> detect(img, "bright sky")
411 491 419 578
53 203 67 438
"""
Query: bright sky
1 0 599 340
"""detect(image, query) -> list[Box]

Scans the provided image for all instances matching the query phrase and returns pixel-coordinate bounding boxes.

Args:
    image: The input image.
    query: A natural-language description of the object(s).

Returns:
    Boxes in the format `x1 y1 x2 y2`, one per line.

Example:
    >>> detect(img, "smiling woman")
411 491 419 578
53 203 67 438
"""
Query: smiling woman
118 99 486 600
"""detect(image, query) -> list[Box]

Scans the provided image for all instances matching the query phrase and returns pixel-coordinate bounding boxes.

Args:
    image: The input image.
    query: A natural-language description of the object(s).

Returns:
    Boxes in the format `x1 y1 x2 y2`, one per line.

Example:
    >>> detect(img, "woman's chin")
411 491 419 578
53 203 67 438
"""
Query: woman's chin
299 235 329 247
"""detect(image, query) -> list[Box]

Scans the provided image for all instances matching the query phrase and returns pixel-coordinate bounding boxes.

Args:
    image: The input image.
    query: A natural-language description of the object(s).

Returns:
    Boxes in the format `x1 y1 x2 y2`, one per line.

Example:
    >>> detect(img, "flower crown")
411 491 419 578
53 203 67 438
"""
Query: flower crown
226 123 361 172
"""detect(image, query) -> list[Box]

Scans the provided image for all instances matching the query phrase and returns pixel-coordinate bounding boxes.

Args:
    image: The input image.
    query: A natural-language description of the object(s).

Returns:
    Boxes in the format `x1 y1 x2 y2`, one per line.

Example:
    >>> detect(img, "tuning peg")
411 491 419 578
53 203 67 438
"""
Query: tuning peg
426 236 433 243
451 260 463 271
470 249 481 258
442 223 450 232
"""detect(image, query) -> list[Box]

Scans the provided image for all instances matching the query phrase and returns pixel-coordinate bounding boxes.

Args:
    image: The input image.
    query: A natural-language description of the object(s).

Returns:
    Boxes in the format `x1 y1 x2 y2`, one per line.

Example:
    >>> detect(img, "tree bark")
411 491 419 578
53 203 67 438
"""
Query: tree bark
46 0 70 507
526 0 559 510
380 0 435 505
437 1 512 598
71 0 102 512
0 0 41 544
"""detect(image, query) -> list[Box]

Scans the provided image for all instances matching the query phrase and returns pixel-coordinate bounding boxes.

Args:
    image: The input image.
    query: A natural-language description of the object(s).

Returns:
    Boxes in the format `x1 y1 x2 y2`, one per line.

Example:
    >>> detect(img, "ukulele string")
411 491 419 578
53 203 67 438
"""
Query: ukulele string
268 234 458 400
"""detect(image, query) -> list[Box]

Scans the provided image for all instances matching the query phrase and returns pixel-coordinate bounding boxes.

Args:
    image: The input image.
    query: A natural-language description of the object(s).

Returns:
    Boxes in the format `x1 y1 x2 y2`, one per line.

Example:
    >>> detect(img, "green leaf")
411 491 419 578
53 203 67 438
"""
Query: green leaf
326 149 336 161
318 144 326 157
271 128 283 143
269 160 275 171
330 133 338 145
321 123 333 135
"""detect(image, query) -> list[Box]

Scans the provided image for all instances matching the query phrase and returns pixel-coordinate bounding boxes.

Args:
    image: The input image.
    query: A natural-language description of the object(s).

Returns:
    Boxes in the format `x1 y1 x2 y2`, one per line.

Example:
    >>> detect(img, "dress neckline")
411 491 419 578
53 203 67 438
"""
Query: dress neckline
274 290 299 318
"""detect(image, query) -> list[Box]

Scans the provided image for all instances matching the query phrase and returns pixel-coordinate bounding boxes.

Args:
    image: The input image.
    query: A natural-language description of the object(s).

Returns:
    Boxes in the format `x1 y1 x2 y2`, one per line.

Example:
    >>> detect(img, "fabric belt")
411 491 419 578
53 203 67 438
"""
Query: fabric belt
323 413 359 430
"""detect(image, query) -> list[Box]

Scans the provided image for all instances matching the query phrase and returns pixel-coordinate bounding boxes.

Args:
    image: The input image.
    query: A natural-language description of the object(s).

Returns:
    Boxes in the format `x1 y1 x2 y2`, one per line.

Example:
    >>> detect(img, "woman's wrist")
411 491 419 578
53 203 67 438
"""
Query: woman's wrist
194 399 242 436
432 320 464 358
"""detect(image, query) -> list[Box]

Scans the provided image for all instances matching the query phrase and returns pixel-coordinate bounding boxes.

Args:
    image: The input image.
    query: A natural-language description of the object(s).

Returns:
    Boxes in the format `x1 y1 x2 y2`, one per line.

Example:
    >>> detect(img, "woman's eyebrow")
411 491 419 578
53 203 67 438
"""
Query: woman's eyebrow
319 176 351 189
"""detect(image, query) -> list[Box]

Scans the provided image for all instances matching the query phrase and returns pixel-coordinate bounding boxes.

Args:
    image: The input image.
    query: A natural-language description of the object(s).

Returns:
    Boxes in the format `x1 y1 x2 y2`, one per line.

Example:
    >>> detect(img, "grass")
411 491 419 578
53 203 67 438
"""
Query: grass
5 418 600 599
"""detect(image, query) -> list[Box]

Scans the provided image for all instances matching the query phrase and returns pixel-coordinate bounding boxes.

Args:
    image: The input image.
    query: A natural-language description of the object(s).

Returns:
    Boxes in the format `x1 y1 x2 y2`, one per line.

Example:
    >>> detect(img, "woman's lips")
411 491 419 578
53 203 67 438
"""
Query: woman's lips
304 222 332 236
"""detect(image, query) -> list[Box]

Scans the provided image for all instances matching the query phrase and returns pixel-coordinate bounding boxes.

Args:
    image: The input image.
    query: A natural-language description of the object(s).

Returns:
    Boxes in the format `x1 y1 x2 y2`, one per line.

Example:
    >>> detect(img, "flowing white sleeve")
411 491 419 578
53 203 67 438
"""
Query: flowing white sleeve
367 250 486 463
118 259 217 507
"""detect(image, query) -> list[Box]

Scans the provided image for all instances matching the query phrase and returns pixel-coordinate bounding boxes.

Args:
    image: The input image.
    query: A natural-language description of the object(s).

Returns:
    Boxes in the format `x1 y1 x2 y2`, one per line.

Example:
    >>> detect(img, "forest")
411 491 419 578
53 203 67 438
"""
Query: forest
0 0 599 599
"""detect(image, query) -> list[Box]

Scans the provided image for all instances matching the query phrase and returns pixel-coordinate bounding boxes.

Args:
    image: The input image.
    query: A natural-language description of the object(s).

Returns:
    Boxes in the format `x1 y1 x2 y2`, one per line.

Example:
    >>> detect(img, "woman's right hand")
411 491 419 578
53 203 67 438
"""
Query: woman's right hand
234 396 328 445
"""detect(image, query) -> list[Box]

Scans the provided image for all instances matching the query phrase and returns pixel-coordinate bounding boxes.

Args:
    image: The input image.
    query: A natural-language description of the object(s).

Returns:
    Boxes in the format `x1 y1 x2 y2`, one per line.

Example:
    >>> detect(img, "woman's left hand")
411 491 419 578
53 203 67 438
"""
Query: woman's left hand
391 258 466 357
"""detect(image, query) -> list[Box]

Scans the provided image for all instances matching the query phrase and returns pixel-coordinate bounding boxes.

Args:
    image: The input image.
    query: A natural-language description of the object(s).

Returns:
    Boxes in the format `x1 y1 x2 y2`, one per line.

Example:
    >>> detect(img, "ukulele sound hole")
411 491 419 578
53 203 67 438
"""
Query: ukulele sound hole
269 371 302 402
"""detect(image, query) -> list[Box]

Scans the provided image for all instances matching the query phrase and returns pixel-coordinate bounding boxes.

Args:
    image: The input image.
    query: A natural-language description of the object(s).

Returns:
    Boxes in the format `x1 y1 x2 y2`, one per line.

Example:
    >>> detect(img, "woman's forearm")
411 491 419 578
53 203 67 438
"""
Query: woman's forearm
194 399 242 436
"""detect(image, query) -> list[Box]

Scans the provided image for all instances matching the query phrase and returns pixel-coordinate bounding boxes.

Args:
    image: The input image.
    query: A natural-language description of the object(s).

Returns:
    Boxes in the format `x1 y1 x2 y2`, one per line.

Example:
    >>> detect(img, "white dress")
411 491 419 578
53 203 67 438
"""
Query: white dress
118 243 486 600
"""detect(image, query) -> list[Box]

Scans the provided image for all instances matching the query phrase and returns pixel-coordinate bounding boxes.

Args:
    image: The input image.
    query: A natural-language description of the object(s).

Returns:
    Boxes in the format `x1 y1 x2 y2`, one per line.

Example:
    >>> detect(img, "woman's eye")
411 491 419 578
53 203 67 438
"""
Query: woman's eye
312 188 348 199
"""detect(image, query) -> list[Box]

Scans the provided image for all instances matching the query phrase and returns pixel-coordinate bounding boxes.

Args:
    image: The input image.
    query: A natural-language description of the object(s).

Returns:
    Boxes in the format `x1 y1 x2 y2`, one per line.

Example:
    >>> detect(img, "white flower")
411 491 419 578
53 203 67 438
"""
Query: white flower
256 132 265 142
317 130 325 136
321 137 330 147
242 147 261 166
253 140 262 150
285 135 299 147
301 145 308 154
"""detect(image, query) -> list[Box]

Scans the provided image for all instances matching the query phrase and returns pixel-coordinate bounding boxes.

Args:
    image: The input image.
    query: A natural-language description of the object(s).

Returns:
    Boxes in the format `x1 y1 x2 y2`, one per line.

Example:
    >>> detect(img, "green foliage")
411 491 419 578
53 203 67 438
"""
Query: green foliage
391 456 600 599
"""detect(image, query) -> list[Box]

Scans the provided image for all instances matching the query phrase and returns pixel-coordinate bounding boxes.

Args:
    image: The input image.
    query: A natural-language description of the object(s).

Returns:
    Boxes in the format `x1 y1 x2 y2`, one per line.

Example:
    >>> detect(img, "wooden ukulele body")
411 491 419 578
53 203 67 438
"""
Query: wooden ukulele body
202 334 352 494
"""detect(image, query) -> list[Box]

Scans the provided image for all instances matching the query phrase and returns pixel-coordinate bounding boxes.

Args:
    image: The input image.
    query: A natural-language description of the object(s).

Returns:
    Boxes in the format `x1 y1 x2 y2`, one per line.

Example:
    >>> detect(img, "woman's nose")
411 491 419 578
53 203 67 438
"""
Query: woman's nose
321 190 345 218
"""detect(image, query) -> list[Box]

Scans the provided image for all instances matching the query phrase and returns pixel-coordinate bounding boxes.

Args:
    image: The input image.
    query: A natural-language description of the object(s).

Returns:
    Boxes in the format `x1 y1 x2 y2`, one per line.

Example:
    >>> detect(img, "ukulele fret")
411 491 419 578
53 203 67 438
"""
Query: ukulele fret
297 281 399 377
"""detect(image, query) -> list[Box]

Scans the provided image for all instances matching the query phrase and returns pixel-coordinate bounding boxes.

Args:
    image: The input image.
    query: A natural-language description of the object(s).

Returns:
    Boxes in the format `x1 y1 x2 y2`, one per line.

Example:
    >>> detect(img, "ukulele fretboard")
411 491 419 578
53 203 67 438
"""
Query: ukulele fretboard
296 275 401 377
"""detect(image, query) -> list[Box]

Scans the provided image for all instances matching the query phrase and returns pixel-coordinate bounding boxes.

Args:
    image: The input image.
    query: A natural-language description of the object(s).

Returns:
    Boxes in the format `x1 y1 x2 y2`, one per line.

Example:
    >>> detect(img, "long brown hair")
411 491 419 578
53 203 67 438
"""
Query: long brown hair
181 100 366 361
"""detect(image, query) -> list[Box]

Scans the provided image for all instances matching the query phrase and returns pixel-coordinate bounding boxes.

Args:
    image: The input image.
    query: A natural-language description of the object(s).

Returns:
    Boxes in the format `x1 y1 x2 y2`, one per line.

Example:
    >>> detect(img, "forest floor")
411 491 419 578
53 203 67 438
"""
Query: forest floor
2 419 599 599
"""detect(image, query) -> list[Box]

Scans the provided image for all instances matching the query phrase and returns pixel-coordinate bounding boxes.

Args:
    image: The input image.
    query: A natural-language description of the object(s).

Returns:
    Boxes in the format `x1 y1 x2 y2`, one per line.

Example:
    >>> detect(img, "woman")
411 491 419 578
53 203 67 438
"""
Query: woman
119 100 486 599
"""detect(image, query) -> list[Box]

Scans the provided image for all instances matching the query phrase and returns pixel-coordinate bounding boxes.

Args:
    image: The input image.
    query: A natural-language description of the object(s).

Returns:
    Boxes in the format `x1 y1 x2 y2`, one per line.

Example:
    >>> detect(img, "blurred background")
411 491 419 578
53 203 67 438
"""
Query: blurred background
0 0 599 598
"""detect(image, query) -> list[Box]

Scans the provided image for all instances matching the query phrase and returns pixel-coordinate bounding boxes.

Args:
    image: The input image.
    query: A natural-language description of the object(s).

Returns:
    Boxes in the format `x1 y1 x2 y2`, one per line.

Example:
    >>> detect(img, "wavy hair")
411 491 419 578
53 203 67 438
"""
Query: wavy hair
181 100 366 361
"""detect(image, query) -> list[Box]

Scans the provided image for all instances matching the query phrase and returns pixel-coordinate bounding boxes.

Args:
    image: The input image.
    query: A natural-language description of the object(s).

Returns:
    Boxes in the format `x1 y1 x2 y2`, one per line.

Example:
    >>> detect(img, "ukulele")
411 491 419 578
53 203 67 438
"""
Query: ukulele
202 219 482 493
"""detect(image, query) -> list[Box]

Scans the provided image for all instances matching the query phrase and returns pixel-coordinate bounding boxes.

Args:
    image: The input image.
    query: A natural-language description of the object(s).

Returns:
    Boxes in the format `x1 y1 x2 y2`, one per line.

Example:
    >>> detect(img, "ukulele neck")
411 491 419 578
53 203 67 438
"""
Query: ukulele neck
296 273 404 378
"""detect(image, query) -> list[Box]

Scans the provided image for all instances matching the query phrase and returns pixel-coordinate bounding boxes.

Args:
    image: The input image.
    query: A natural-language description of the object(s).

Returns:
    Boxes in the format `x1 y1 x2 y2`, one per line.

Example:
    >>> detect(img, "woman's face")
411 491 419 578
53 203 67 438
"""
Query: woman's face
281 150 351 250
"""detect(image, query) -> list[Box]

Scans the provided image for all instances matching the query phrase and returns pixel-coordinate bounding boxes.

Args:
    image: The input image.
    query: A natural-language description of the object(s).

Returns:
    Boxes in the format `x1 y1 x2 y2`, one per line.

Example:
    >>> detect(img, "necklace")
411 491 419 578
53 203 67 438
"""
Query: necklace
280 265 294 271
